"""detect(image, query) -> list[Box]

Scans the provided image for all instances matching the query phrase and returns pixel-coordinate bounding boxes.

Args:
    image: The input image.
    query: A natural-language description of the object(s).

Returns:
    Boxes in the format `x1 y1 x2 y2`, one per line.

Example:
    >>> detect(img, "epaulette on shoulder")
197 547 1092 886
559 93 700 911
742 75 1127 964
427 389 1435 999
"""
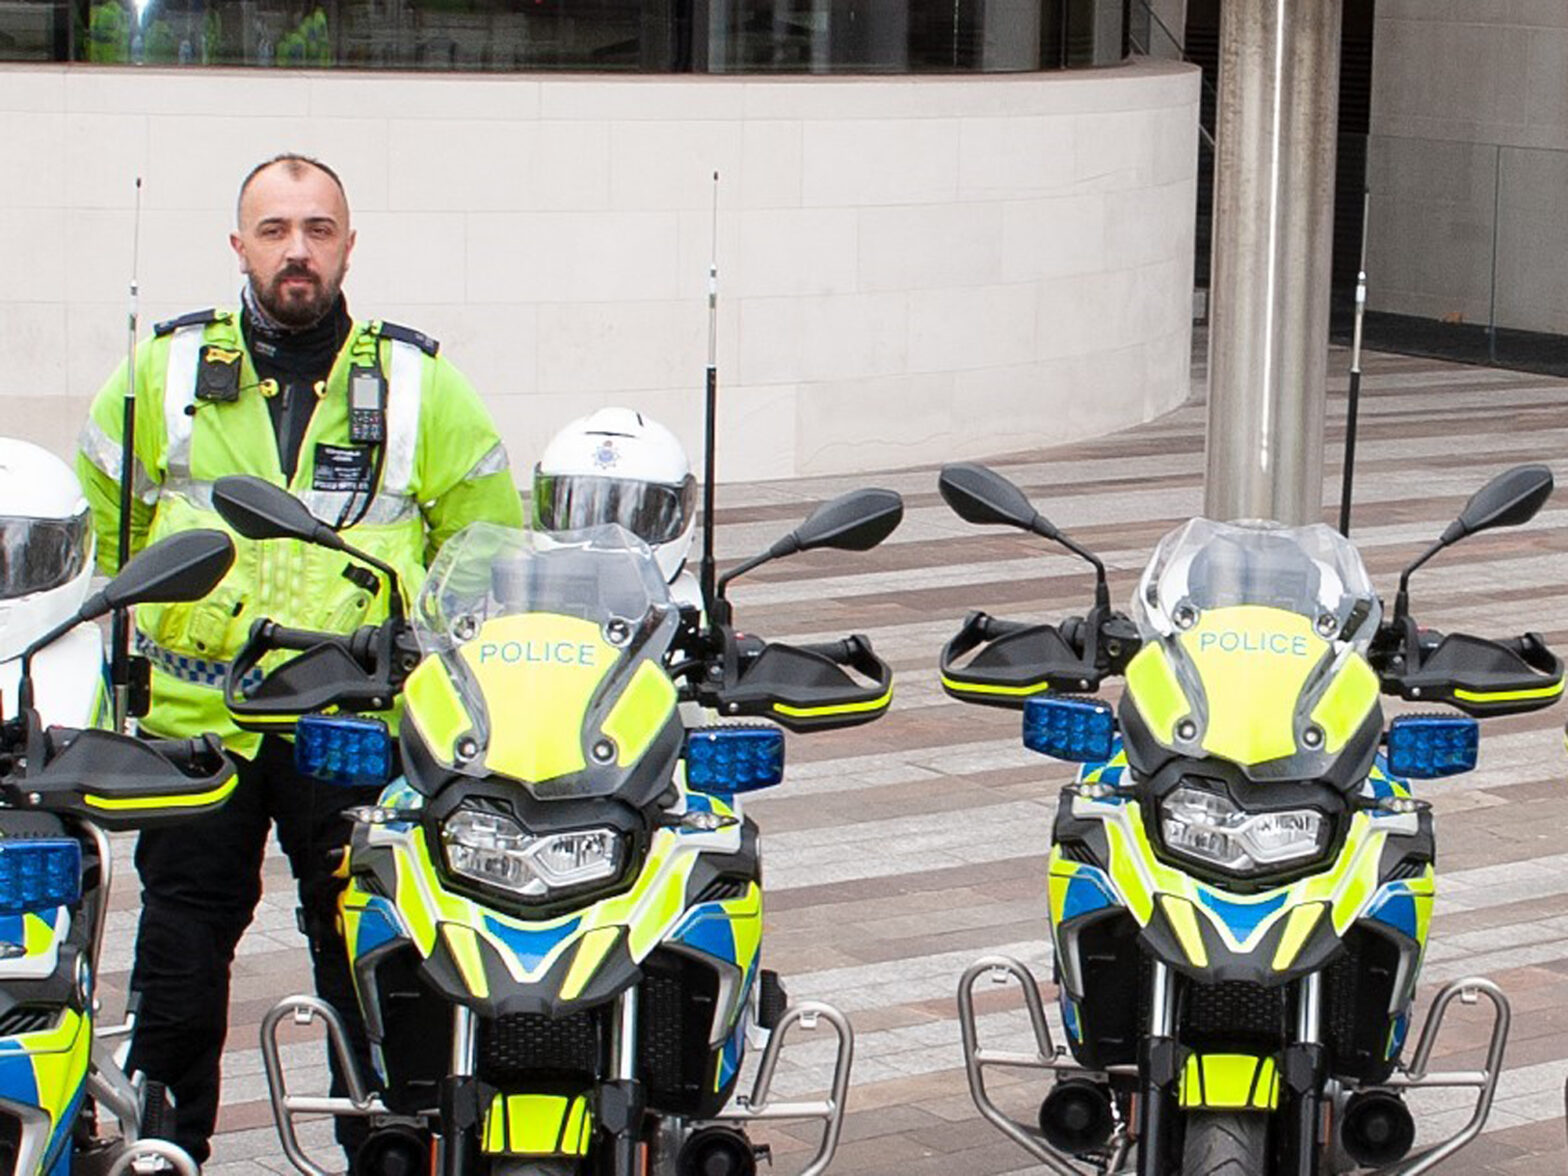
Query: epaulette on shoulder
153 308 229 337
375 320 440 357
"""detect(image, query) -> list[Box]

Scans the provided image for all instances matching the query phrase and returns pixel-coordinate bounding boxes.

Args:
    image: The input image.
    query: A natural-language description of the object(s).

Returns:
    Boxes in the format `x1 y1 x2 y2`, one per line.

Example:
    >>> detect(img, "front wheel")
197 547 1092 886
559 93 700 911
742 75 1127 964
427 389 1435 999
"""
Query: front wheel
1181 1112 1268 1175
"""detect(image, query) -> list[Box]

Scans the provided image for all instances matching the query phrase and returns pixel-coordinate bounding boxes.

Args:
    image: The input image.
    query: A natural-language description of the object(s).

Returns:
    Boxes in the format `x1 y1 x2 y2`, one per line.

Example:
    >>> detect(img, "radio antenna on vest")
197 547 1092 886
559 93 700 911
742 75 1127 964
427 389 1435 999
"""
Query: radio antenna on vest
699 171 721 622
110 175 143 733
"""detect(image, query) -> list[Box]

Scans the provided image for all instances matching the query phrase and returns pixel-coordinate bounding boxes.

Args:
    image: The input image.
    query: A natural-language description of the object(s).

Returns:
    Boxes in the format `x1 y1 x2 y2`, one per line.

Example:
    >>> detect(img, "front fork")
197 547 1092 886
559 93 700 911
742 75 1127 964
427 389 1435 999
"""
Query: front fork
436 1004 478 1176
440 990 647 1176
1134 962 1178 1176
603 986 646 1176
1135 967 1325 1176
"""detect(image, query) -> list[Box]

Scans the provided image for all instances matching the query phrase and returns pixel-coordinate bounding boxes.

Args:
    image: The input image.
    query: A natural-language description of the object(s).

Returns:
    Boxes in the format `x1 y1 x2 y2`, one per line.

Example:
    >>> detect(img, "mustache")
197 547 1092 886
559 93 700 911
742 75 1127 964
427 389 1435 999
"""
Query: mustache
275 263 318 282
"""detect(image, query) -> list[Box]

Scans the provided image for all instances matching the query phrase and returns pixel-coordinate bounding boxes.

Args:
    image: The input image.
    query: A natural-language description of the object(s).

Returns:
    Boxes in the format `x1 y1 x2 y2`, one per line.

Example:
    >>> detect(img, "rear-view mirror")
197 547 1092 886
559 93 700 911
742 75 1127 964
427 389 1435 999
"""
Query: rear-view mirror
792 488 904 554
1442 464 1553 545
213 475 339 547
93 529 235 617
939 463 1053 536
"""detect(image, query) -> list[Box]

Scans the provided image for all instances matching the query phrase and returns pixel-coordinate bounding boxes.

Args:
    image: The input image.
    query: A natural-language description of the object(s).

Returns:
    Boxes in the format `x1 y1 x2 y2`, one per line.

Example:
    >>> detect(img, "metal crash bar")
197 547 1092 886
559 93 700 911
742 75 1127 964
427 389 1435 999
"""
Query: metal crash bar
957 958 1511 1176
712 1000 855 1176
1371 976 1511 1176
260 994 388 1176
957 955 1134 1175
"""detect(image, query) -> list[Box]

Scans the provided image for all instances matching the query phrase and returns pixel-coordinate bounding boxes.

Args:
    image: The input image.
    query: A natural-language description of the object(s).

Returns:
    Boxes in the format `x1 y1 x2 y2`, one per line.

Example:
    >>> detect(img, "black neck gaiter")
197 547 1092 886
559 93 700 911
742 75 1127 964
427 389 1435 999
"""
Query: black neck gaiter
241 287 352 482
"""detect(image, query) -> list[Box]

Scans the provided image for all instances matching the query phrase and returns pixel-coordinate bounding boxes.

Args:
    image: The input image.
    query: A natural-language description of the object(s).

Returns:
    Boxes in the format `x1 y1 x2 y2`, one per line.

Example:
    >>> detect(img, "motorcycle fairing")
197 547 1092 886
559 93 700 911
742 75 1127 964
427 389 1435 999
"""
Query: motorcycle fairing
342 790 751 1019
0 1008 90 1172
1124 605 1382 776
667 882 765 1089
403 612 677 792
0 909 70 981
1049 757 1429 990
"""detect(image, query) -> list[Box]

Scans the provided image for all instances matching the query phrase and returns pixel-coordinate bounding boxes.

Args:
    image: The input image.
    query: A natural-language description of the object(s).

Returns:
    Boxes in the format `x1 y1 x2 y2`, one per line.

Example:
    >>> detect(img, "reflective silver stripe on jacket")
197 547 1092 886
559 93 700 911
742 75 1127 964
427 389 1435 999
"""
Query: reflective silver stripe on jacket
463 442 509 482
161 481 417 527
381 338 423 497
163 325 205 481
78 416 159 503
299 487 418 526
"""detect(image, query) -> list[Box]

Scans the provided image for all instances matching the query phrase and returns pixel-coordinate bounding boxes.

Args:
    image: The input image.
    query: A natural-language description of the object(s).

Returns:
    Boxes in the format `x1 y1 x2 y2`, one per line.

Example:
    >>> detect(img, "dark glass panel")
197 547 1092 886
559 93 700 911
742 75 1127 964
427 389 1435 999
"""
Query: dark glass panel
28 0 1128 72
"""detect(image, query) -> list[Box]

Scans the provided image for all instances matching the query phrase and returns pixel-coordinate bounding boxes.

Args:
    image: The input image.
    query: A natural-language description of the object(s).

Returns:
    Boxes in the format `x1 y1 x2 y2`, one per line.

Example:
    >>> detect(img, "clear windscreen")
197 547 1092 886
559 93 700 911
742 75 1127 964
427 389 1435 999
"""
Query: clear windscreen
1135 519 1380 648
1128 519 1384 779
416 523 674 655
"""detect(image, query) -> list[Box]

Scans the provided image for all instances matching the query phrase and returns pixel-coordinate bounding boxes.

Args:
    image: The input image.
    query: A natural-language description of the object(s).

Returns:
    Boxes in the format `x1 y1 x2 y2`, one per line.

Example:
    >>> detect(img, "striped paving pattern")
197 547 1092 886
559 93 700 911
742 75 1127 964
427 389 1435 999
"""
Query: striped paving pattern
101 346 1568 1173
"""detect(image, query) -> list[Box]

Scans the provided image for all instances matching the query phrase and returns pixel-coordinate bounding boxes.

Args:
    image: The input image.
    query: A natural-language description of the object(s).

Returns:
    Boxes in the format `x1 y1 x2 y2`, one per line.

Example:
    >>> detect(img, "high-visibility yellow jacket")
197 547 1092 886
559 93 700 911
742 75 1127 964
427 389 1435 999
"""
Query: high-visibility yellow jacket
78 307 523 755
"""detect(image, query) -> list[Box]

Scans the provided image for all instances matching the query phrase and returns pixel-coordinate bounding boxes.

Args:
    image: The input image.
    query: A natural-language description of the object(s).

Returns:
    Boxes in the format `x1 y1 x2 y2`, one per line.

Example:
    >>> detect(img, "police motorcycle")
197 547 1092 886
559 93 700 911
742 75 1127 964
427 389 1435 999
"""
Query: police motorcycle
205 472 903 1176
0 523 238 1176
936 461 1564 1175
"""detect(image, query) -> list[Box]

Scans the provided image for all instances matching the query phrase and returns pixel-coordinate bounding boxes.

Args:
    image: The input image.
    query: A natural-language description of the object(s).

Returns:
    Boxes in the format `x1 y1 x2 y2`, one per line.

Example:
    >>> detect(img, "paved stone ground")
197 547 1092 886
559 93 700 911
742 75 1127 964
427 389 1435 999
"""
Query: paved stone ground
97 346 1568 1173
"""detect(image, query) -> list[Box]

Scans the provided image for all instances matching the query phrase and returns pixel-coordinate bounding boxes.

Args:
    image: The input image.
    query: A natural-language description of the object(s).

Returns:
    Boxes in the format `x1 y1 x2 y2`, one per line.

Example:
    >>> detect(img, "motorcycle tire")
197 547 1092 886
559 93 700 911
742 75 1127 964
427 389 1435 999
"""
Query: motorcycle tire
1180 1112 1268 1175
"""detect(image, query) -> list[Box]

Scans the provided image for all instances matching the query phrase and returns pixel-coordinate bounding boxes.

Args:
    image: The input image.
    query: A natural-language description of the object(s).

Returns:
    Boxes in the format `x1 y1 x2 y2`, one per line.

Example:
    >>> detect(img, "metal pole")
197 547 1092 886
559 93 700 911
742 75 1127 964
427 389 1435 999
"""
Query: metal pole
1205 0 1344 525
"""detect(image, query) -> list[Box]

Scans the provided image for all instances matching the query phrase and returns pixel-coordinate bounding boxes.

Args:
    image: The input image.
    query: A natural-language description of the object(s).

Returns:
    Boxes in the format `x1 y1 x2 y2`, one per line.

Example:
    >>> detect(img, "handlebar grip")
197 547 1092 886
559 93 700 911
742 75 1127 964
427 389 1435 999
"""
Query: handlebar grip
141 733 225 774
797 639 855 663
261 622 341 653
979 616 1034 641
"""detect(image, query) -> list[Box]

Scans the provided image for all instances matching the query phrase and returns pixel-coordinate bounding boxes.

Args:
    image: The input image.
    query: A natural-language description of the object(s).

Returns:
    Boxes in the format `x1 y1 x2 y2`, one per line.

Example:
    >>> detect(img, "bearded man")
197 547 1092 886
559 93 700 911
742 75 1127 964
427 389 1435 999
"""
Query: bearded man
77 153 522 1166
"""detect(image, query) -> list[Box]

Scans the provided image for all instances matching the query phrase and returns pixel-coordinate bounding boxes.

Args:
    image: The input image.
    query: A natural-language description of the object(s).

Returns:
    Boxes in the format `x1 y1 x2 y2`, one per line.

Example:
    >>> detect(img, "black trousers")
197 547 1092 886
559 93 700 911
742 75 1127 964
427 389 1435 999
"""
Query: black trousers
126 735 382 1165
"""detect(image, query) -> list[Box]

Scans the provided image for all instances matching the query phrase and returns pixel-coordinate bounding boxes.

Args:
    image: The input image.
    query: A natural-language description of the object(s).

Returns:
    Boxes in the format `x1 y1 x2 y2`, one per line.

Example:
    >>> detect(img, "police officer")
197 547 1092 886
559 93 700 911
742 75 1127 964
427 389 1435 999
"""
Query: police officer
76 153 524 1166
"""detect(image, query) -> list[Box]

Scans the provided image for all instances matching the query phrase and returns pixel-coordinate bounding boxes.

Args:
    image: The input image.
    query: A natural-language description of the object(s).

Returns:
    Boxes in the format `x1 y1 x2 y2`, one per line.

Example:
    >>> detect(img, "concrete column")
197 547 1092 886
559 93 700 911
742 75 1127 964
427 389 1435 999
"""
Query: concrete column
1204 0 1342 524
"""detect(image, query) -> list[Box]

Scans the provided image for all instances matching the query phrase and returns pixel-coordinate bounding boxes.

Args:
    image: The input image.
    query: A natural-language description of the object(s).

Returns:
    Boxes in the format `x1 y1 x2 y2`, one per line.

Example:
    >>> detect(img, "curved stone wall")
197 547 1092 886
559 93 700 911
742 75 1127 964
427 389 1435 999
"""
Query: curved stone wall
0 60 1198 477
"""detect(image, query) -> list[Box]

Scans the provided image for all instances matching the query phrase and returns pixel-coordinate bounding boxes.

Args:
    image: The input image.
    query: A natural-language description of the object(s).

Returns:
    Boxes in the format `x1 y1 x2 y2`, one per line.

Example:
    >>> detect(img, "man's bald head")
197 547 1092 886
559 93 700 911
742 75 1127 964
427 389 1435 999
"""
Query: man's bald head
230 154 355 328
235 154 348 229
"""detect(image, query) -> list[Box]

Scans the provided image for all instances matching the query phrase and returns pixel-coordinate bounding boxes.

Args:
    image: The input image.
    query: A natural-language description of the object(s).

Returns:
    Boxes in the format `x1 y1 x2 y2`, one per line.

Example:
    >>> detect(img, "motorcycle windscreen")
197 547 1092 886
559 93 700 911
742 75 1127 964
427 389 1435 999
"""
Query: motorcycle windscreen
403 522 680 798
1125 519 1384 781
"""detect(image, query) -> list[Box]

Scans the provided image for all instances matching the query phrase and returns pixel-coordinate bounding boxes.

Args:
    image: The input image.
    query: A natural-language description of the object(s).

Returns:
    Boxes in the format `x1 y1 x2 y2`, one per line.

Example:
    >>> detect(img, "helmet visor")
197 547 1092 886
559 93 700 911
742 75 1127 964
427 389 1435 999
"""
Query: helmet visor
0 511 91 600
534 474 696 546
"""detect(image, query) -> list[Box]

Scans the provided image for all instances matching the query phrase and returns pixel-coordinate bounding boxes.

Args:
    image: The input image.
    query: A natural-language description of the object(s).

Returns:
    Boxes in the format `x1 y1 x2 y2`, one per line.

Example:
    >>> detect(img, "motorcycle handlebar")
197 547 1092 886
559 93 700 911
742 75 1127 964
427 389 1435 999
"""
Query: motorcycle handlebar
796 638 856 663
140 733 228 775
257 621 344 654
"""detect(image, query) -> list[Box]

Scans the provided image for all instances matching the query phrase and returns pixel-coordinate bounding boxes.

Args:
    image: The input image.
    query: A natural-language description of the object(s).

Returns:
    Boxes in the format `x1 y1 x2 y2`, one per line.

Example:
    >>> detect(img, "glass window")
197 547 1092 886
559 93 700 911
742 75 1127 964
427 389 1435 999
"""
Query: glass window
6 0 1129 72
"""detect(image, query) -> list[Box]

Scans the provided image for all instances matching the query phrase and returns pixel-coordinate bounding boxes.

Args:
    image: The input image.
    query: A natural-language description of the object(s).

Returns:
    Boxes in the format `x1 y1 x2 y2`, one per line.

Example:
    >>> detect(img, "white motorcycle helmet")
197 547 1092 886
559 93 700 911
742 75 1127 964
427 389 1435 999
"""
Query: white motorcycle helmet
533 408 697 584
0 440 94 662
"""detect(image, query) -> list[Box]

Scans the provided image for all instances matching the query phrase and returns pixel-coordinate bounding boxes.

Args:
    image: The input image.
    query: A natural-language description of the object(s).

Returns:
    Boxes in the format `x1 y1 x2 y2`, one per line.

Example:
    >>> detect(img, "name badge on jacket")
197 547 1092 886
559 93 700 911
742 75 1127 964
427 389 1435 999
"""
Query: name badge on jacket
313 444 375 494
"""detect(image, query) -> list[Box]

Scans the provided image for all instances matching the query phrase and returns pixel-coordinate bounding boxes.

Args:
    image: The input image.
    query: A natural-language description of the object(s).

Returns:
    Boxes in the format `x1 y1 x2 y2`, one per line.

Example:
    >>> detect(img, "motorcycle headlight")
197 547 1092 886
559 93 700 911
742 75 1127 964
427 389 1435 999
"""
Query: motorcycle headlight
440 808 624 899
1159 784 1325 875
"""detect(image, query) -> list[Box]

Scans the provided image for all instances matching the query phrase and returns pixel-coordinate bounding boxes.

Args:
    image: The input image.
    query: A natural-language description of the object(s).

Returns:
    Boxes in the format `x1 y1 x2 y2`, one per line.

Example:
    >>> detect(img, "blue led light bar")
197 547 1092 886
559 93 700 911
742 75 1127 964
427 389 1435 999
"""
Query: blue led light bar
1023 697 1116 763
0 839 82 916
295 714 394 788
684 727 785 796
1385 714 1478 779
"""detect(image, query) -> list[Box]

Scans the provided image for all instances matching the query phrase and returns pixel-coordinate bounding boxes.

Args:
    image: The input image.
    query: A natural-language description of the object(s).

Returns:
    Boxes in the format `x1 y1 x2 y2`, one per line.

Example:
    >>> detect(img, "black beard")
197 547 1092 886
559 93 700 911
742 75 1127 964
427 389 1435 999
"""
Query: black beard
252 269 341 329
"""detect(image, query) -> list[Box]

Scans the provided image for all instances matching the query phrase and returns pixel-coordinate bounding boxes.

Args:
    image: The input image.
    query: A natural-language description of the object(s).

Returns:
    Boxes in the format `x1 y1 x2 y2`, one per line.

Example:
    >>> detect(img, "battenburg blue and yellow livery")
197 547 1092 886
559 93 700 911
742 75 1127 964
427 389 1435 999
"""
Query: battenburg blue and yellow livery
937 462 1564 1174
219 484 902 1176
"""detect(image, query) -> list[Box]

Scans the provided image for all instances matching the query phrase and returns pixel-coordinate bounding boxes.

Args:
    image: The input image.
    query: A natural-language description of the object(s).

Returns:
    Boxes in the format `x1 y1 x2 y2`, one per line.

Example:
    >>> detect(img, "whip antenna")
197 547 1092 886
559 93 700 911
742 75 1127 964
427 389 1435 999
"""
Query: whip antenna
699 171 721 622
1338 187 1371 537
110 176 143 732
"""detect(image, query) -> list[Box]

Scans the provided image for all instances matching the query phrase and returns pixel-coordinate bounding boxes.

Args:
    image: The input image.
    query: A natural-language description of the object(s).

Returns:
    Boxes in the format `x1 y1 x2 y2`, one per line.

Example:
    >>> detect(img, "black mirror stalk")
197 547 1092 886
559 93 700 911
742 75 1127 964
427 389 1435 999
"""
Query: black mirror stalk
1392 538 1445 625
1042 524 1111 612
